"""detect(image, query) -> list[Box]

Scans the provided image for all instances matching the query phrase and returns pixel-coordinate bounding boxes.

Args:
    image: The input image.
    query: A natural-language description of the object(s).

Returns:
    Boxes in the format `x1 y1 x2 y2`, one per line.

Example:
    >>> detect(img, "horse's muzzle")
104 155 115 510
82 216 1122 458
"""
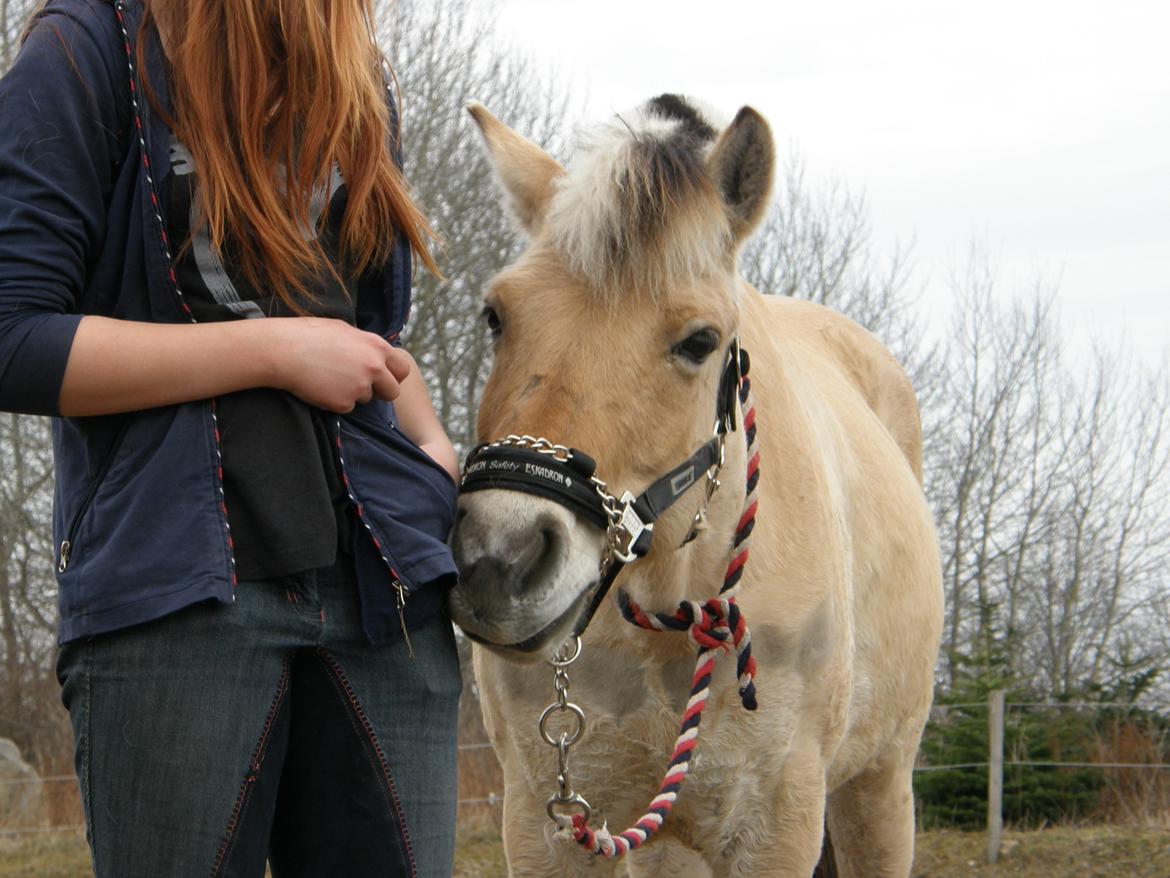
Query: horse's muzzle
448 490 605 656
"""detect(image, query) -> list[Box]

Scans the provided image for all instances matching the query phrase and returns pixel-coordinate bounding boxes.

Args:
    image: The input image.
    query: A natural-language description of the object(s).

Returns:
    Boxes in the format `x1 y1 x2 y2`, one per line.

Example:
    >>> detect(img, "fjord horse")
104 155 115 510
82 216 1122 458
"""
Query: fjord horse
448 95 943 877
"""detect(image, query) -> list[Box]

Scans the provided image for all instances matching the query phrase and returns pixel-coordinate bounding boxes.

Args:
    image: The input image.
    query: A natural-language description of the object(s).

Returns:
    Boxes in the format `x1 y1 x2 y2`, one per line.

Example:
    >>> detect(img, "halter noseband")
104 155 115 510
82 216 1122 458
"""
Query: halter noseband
460 339 747 644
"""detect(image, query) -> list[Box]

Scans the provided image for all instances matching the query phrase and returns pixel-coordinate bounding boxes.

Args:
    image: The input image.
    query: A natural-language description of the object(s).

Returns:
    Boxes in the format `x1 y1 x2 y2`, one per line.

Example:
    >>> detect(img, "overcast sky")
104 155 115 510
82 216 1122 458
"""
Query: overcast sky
480 0 1169 362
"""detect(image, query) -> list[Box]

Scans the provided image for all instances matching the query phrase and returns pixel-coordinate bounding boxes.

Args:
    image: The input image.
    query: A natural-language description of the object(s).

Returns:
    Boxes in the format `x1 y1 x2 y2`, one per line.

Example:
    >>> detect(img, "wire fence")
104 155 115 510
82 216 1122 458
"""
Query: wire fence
0 742 508 840
0 825 83 838
3 698 1168 845
920 692 1170 865
918 697 1170 774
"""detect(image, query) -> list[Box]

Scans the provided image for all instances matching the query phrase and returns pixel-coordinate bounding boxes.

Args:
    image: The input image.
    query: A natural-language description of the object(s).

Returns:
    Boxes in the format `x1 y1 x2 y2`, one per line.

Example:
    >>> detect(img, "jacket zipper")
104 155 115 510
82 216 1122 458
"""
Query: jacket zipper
58 420 131 573
333 416 414 656
115 0 237 591
393 578 413 659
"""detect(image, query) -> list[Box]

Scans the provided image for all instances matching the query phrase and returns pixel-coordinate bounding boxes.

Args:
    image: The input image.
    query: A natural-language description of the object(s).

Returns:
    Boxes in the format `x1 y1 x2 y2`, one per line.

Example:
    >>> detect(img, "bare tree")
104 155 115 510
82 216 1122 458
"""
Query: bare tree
927 252 1058 682
1021 348 1170 694
0 1 69 771
739 160 911 334
379 0 576 453
738 156 936 404
928 246 1170 696
1 0 36 70
0 414 70 770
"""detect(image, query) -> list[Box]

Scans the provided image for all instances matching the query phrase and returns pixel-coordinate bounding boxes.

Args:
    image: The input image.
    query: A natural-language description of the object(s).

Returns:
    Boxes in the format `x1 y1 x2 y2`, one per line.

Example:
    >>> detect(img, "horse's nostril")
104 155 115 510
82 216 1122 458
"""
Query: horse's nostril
514 524 563 591
452 511 569 598
508 527 547 578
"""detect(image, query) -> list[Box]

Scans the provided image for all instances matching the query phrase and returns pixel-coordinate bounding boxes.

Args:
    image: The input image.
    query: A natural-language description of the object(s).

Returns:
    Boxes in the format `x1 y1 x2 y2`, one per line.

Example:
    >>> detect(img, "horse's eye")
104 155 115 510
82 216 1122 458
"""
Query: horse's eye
481 305 502 339
672 328 719 364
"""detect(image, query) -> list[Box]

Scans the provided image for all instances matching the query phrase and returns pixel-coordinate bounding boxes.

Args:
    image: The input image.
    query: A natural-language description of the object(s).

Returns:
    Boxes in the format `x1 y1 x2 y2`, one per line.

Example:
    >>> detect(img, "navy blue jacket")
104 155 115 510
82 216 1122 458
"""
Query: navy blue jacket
0 0 458 644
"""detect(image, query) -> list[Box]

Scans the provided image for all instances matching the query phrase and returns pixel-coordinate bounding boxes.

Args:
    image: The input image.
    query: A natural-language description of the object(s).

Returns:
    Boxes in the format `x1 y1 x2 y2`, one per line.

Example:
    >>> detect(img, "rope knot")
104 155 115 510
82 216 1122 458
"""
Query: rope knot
687 599 733 652
620 592 758 713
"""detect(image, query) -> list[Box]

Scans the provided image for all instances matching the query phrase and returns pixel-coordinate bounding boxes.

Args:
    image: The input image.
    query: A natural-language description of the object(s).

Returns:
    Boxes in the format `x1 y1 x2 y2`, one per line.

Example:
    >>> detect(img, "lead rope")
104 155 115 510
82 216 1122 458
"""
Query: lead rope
553 370 760 858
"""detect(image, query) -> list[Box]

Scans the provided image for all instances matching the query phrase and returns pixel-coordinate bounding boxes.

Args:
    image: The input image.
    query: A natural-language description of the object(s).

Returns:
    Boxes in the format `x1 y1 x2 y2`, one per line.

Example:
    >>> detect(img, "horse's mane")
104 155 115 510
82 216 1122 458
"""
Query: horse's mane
545 94 734 300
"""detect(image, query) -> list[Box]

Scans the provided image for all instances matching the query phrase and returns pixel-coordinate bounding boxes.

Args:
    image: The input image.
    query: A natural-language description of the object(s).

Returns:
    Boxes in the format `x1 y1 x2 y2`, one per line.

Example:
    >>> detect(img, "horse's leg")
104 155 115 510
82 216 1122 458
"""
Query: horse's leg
823 746 917 877
499 782 622 877
627 834 713 878
712 748 828 878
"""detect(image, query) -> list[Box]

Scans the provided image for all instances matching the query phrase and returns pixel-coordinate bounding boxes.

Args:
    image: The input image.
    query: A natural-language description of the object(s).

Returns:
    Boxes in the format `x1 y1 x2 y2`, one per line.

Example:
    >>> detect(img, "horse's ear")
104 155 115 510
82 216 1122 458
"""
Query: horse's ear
466 101 565 236
706 106 774 244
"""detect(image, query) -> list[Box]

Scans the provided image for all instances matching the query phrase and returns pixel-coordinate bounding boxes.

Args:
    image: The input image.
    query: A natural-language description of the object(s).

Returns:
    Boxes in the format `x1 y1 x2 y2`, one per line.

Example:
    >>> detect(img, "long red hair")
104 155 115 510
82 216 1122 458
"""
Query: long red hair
141 0 438 310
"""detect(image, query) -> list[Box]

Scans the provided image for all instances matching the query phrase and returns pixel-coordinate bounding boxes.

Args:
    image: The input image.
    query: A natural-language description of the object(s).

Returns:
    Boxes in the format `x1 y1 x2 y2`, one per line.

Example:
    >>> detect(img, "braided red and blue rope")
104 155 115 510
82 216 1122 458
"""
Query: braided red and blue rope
556 366 760 857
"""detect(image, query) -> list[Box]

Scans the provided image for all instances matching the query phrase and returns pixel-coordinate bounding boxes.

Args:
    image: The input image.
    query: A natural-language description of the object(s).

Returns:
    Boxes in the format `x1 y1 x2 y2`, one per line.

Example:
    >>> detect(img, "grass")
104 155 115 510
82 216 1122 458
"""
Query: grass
2 824 1168 876
0 832 91 878
0 827 513 877
454 825 510 877
912 825 1170 877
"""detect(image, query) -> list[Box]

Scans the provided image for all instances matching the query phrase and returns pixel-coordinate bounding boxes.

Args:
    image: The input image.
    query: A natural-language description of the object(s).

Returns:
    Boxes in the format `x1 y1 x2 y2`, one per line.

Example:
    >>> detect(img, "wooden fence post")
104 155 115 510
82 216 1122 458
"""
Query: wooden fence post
986 688 1005 864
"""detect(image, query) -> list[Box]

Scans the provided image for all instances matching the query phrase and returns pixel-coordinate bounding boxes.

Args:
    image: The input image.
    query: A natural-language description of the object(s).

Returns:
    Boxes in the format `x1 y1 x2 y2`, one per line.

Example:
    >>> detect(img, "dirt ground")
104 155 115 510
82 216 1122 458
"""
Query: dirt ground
2 824 1167 877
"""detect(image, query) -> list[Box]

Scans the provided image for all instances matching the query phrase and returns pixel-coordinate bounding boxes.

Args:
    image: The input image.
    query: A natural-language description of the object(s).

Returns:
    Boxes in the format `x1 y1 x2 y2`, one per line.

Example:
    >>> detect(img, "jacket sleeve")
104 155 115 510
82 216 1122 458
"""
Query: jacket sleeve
370 63 412 347
0 1 125 415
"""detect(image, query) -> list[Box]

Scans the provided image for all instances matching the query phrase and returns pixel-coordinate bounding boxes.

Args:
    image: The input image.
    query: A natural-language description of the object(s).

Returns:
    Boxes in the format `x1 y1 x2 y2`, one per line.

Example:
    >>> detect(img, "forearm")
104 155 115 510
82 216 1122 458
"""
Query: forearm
393 353 459 482
58 316 280 417
57 315 410 418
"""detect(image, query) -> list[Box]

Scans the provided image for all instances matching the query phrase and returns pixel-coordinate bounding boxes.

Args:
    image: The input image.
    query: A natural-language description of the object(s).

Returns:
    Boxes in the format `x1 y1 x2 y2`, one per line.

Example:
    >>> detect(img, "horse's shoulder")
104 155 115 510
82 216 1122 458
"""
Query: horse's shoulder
753 294 924 483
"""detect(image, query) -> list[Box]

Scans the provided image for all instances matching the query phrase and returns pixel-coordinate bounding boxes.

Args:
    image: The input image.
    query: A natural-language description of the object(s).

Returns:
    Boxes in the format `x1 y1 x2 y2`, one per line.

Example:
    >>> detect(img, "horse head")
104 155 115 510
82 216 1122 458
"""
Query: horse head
448 95 775 659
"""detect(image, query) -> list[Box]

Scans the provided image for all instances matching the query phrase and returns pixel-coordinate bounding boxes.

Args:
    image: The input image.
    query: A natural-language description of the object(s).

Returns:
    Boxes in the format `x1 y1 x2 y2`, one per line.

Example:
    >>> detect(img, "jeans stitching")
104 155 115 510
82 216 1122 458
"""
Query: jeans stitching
81 640 96 870
315 647 418 878
208 653 292 878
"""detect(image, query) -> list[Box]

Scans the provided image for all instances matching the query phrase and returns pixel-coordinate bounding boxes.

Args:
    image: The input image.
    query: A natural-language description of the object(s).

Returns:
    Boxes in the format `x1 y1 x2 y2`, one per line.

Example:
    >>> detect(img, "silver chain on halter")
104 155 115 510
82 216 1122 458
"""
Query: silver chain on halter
482 435 633 568
486 432 729 828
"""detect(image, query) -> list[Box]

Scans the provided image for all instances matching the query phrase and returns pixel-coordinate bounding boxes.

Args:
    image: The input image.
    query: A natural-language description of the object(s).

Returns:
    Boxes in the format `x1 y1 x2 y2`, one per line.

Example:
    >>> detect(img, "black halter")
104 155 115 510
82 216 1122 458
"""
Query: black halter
460 340 749 648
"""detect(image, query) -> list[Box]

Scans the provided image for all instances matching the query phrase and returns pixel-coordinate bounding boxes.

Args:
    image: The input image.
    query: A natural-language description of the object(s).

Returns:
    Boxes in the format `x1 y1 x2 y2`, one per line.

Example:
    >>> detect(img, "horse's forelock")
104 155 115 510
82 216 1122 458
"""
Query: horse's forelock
546 97 734 302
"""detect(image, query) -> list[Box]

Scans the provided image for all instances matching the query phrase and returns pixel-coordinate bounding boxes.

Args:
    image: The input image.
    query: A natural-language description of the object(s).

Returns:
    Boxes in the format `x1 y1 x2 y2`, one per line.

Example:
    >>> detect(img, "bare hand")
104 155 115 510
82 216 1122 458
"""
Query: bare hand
264 317 413 413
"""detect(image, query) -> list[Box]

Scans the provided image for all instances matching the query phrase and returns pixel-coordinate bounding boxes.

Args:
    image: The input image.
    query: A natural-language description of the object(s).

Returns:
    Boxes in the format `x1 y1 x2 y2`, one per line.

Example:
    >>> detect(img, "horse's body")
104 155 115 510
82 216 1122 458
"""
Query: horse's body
449 96 943 877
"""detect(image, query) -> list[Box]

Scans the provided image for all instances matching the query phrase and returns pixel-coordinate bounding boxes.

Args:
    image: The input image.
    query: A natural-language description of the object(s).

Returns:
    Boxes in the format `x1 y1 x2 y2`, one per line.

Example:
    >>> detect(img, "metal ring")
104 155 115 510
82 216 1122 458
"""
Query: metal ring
547 793 592 824
538 701 586 747
549 635 582 667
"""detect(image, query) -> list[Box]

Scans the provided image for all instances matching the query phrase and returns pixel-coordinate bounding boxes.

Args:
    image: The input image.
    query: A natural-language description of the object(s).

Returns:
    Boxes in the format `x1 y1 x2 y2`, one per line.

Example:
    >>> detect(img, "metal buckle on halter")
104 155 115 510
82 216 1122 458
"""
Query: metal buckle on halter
716 338 743 436
682 434 726 546
612 491 653 564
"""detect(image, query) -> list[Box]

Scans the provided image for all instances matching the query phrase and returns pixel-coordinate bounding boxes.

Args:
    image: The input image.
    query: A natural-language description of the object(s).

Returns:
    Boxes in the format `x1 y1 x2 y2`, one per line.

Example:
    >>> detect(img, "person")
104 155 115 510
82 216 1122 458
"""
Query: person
0 0 463 874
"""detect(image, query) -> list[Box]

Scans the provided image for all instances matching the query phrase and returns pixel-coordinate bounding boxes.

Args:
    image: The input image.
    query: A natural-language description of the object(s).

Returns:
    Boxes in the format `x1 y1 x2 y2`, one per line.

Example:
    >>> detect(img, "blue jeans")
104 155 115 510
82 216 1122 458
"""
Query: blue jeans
56 559 462 877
